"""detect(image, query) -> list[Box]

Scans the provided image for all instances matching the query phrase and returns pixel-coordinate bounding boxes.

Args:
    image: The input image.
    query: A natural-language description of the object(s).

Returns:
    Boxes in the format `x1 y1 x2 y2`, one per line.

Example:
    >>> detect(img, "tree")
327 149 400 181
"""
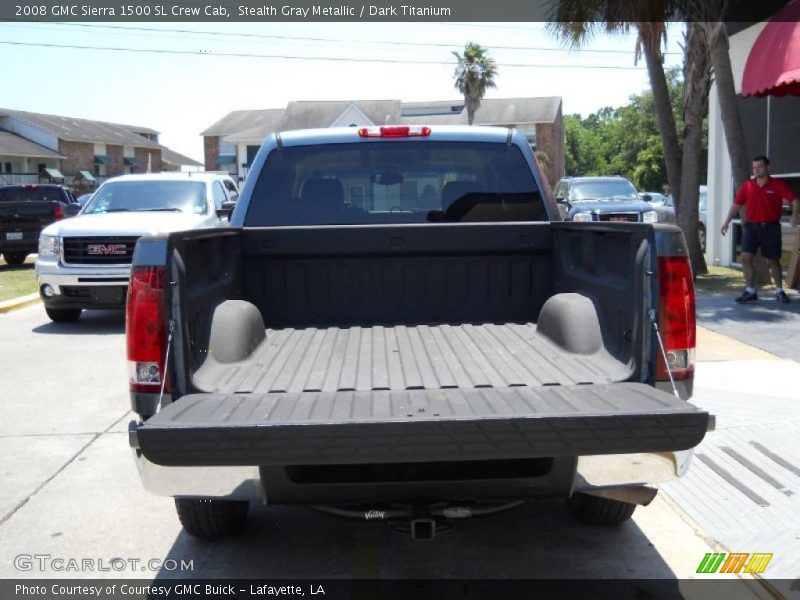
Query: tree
697 4 751 190
547 3 683 209
452 42 498 125
564 68 707 192
564 114 607 176
548 1 708 274
679 22 712 274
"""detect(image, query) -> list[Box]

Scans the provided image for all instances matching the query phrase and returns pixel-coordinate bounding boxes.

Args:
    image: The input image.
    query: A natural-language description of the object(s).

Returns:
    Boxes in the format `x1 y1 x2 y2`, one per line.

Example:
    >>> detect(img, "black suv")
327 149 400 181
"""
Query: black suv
0 184 79 265
553 176 659 224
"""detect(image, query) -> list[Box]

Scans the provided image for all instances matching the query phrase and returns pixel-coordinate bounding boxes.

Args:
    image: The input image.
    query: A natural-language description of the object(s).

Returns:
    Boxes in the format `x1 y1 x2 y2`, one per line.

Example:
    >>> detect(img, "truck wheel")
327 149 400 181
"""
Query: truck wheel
45 307 82 322
175 498 249 538
567 492 636 525
3 252 27 266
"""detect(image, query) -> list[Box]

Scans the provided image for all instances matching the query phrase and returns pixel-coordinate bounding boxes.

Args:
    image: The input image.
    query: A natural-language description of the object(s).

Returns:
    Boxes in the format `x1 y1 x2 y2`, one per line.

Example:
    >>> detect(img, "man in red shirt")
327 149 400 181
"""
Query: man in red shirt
721 156 799 303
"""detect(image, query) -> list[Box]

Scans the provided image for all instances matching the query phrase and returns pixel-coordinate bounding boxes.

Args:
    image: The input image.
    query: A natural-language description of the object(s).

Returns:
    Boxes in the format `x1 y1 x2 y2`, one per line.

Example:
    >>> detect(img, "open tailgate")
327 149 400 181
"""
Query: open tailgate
134 383 708 467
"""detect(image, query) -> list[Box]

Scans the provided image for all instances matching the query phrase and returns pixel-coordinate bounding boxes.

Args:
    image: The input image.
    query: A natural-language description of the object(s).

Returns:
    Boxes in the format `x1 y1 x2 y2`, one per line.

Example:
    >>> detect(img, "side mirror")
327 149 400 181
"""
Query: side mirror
216 200 237 220
641 194 652 202
64 203 82 217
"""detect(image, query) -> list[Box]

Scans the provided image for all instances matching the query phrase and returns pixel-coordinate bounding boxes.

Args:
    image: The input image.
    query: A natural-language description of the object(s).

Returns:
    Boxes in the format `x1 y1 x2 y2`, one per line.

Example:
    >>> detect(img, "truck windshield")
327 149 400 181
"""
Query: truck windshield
83 181 207 214
570 180 638 202
0 187 64 202
246 141 546 226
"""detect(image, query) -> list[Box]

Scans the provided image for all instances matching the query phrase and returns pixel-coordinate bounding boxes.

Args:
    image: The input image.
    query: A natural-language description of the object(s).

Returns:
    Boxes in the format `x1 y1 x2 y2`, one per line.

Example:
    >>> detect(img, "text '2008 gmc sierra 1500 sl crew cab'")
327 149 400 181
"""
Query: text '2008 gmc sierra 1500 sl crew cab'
127 125 710 540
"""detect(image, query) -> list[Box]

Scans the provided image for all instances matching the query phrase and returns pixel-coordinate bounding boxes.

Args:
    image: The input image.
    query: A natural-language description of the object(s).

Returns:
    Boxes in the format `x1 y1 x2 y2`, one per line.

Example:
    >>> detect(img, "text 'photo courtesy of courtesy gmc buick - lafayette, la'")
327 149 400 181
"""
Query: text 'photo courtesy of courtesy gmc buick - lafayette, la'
126 125 711 540
35 172 237 323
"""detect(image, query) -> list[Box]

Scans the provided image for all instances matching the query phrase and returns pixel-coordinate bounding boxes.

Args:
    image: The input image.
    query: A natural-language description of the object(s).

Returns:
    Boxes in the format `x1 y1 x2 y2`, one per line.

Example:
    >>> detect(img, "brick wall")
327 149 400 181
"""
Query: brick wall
536 116 564 187
107 144 124 177
134 147 161 173
58 140 95 178
204 136 219 171
478 116 563 188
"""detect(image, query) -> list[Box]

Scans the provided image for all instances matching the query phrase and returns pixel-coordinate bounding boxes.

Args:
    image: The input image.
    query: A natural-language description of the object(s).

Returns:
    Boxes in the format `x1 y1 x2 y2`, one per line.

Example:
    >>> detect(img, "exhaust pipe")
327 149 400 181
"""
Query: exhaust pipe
410 518 436 541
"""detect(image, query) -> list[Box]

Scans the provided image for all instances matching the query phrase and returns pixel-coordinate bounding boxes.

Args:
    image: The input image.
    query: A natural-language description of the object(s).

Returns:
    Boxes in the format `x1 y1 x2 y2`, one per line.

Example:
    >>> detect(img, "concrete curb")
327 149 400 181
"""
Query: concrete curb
0 293 41 314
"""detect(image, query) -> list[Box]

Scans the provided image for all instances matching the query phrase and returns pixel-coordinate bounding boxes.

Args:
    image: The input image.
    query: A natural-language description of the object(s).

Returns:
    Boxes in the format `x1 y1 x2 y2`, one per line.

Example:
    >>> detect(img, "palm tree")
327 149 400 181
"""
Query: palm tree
452 43 498 125
548 0 709 274
548 20 682 208
679 22 712 274
697 2 751 190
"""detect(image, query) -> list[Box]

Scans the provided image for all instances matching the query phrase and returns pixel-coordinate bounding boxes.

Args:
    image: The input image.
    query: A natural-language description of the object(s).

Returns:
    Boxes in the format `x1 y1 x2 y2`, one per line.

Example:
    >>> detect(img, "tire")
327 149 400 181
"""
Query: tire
567 492 636 526
45 307 82 322
698 224 707 253
175 498 249 538
3 252 27 266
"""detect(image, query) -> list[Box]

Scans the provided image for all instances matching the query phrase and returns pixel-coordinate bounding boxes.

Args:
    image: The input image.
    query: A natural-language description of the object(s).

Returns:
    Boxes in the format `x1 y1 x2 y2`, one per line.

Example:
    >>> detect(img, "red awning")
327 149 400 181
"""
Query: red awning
742 0 800 97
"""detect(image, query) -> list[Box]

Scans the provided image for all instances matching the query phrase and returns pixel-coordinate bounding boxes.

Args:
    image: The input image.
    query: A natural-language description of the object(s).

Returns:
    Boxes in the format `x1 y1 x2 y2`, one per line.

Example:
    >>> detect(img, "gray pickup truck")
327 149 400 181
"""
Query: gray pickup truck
127 125 709 540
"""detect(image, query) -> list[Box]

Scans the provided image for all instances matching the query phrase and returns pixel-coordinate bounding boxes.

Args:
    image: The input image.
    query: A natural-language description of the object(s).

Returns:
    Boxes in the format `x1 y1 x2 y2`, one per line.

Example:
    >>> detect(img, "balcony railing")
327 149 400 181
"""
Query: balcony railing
0 172 110 187
0 172 40 185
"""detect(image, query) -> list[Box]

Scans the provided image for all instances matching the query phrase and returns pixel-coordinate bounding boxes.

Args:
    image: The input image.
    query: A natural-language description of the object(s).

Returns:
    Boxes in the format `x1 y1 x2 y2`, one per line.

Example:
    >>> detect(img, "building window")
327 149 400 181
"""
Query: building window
3 162 11 173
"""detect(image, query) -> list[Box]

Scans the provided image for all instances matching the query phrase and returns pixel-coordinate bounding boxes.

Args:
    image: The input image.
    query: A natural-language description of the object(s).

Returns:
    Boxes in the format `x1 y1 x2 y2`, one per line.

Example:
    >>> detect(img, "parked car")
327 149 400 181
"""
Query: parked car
35 172 235 323
656 186 707 252
0 184 80 265
553 176 659 223
127 125 708 540
75 193 94 207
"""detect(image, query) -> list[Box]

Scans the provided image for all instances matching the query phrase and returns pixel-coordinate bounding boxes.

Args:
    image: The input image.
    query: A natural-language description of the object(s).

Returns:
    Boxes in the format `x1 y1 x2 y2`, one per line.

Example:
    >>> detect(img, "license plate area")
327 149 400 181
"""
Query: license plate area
91 286 124 304
6 232 23 240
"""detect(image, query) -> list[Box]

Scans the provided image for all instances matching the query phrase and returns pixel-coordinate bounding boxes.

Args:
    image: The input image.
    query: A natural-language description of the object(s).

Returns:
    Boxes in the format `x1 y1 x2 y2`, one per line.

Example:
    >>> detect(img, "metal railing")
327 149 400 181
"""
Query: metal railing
0 172 111 187
0 172 40 185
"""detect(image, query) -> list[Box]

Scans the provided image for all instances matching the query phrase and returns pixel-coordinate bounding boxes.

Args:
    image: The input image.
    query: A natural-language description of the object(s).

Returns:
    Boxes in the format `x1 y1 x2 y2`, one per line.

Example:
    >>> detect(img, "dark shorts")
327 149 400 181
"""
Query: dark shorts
741 221 782 260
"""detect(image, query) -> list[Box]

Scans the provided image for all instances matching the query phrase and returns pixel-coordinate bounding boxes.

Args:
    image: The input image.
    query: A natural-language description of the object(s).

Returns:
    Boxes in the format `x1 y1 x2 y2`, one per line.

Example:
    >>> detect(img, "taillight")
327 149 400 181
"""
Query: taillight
656 256 696 381
358 125 431 138
53 204 64 221
126 266 169 393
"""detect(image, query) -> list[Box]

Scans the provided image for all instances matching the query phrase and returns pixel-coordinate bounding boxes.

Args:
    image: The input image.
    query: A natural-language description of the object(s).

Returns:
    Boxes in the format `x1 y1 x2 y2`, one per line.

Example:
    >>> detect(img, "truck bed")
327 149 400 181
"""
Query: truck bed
192 322 632 395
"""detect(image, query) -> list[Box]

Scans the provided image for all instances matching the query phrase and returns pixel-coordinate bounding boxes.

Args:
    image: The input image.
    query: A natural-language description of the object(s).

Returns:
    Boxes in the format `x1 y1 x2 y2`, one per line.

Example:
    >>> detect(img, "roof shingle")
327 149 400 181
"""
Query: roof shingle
0 108 160 147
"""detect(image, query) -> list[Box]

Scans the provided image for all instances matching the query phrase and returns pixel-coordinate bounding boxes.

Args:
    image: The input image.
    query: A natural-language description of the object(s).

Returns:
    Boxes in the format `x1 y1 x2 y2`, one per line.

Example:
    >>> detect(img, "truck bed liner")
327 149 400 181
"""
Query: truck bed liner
136 383 708 467
193 322 631 394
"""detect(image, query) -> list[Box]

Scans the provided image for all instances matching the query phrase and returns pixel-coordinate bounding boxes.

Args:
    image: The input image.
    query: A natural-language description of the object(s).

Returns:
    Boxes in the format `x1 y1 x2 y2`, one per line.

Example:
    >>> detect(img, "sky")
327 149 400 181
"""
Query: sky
0 21 684 162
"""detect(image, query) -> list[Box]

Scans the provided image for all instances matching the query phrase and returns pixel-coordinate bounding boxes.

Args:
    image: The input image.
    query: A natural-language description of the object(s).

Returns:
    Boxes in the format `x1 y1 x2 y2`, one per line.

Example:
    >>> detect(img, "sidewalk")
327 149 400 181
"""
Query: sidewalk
695 290 800 359
660 313 800 591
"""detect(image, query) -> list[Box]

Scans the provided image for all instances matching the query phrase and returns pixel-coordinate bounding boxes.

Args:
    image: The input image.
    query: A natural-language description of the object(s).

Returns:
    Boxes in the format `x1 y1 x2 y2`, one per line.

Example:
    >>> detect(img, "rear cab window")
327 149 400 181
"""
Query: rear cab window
0 186 66 203
245 141 547 226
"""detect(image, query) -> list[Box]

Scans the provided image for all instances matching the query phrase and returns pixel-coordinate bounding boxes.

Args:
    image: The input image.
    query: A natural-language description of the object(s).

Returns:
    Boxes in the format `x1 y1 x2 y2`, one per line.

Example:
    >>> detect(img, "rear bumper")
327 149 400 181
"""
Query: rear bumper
131 447 697 502
130 383 709 501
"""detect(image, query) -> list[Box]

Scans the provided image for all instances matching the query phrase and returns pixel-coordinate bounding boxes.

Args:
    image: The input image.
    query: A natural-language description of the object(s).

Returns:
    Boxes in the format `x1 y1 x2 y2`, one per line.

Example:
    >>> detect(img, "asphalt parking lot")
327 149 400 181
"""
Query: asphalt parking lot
0 302 789 597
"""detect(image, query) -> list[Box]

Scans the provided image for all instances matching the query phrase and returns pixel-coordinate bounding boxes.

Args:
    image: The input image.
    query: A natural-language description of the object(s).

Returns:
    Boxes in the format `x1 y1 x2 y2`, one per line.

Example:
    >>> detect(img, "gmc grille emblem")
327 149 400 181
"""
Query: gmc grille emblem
87 244 127 255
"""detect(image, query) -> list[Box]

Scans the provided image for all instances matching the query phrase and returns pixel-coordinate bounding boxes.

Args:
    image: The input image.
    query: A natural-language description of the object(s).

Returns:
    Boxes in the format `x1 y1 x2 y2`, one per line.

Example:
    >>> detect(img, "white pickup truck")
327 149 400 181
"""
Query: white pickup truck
35 172 236 322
